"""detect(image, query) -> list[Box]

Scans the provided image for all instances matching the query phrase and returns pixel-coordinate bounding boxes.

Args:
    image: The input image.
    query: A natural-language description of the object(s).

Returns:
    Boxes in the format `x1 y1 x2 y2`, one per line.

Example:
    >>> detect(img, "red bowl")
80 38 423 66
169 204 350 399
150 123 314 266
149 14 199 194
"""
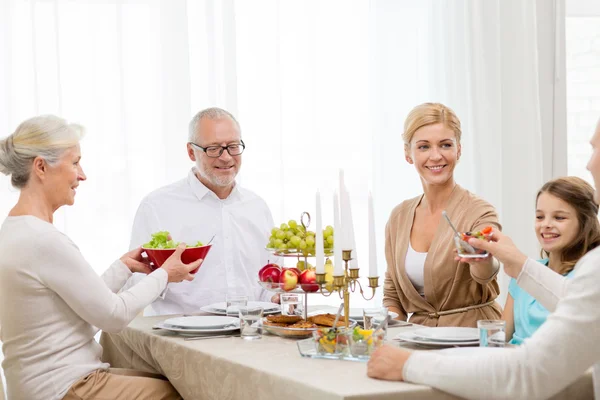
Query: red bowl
142 244 212 274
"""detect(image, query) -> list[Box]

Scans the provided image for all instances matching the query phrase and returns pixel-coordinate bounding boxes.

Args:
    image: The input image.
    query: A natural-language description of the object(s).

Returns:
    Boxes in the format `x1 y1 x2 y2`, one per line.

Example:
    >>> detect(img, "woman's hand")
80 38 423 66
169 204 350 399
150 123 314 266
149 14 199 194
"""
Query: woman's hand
120 247 153 274
467 228 528 278
271 293 280 304
367 345 411 381
161 243 204 283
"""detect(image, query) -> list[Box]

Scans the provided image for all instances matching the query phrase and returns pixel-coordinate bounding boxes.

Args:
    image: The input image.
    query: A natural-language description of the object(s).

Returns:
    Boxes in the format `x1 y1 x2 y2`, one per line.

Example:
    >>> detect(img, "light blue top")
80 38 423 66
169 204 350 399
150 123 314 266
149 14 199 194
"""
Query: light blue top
508 258 576 345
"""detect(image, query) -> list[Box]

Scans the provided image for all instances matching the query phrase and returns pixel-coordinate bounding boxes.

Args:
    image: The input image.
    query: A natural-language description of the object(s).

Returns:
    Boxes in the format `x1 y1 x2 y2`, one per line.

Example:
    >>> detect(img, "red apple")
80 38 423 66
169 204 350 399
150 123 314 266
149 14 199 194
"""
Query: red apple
285 267 301 278
279 269 298 291
258 263 281 288
299 269 318 292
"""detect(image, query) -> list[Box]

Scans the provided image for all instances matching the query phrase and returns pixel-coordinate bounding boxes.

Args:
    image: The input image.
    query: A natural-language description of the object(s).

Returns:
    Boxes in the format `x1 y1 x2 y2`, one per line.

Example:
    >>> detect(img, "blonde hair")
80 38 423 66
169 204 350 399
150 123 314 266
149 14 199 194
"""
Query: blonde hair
402 103 462 147
0 115 84 188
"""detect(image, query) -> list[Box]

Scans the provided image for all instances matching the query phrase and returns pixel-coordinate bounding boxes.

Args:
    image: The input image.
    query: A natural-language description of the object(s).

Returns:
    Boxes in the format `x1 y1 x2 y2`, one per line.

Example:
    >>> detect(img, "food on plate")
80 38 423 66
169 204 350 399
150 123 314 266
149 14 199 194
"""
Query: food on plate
142 231 204 249
266 220 334 256
266 315 302 324
308 313 345 327
262 313 350 338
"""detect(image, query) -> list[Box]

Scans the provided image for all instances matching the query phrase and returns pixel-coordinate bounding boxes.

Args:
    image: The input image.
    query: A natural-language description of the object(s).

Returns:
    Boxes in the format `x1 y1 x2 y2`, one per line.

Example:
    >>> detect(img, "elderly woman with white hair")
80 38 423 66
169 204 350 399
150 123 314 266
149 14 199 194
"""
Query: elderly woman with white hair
0 115 201 399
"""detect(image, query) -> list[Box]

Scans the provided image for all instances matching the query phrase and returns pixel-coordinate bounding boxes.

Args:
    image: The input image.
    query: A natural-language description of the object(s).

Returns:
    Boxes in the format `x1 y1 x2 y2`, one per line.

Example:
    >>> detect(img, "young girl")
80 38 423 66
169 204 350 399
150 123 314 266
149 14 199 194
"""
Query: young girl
503 176 600 344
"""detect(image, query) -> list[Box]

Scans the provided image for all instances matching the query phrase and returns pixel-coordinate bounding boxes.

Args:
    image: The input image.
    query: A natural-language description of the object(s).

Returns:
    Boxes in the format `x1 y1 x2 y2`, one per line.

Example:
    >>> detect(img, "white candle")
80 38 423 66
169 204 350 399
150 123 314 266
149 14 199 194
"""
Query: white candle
338 169 347 249
315 190 324 274
368 192 378 277
341 188 358 270
333 190 343 276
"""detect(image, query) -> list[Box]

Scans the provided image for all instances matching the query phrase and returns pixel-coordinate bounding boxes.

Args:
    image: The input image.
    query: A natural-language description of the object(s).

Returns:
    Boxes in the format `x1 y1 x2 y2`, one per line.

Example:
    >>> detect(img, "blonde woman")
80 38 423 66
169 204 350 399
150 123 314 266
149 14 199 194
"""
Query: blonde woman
0 115 200 399
383 103 502 327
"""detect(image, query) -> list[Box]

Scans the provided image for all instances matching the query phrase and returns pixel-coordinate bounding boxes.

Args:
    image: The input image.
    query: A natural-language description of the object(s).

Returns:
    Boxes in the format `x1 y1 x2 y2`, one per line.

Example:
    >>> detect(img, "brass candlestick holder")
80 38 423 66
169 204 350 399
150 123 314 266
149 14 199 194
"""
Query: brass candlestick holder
315 249 379 327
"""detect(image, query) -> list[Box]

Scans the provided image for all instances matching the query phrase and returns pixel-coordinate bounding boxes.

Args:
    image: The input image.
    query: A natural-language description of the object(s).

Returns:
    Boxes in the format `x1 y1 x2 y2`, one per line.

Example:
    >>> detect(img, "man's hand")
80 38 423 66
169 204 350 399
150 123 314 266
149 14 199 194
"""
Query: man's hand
467 228 528 278
271 293 280 304
120 247 153 274
367 345 411 381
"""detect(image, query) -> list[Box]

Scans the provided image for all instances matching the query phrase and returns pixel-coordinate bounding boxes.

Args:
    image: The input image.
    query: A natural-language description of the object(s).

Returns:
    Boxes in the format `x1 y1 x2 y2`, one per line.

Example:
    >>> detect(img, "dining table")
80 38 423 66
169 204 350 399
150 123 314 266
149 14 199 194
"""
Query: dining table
99 306 593 400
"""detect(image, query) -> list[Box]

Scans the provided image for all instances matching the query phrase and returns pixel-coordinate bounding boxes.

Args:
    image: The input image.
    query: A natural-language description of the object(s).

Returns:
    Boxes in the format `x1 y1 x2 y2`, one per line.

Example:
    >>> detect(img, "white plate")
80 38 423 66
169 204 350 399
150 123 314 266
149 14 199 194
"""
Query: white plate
412 327 479 342
163 316 238 329
154 321 240 336
436 347 508 356
201 301 280 315
313 307 399 322
394 331 479 346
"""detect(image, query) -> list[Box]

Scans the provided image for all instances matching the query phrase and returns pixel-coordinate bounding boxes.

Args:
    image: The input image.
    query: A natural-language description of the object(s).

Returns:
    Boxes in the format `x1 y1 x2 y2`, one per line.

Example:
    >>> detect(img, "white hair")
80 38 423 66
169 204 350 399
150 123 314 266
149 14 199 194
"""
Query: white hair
188 107 241 142
0 115 84 188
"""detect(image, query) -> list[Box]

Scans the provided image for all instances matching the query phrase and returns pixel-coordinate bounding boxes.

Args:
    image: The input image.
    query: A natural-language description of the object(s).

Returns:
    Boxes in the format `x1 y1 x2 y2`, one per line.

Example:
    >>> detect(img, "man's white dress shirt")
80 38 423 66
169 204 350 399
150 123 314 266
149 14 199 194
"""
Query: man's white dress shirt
126 169 276 316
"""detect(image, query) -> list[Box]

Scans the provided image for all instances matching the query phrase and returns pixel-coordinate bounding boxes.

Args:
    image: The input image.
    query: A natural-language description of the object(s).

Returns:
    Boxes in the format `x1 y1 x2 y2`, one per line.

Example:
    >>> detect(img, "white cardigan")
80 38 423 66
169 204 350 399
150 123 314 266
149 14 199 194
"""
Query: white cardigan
404 250 600 400
0 216 168 400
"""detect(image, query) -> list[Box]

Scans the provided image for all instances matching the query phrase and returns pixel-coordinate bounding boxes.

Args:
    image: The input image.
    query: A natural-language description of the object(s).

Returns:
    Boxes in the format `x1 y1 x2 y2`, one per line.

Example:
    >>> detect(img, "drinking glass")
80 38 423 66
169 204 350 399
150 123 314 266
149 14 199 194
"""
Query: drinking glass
239 306 263 340
363 307 388 330
280 293 301 316
226 294 248 316
478 319 506 347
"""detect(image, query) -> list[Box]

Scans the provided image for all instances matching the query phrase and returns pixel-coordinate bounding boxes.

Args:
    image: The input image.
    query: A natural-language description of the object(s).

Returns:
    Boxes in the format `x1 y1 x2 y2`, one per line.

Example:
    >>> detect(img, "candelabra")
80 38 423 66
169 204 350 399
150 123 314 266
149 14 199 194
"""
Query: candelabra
315 249 379 327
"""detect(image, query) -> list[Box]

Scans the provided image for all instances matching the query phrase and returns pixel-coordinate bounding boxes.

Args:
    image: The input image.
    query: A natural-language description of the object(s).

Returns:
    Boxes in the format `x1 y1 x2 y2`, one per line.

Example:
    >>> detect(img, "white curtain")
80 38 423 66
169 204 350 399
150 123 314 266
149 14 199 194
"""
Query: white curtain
0 0 565 309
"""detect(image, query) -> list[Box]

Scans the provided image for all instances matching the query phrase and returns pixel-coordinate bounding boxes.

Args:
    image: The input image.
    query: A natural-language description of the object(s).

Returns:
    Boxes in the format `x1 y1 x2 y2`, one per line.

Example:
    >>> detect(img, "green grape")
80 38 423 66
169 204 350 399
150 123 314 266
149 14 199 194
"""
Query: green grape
305 236 315 247
289 236 301 247
280 223 289 230
267 238 275 248
288 220 298 229
277 242 288 250
326 236 334 245
276 230 286 240
323 230 332 239
274 238 283 247
298 240 307 250
286 230 295 240
271 227 279 236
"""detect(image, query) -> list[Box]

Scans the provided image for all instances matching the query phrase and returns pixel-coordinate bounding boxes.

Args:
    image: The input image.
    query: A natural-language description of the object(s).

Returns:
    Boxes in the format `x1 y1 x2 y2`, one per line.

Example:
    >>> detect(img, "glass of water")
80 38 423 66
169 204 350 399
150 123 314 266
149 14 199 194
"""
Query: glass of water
239 306 263 340
363 307 388 330
226 294 248 316
280 293 301 316
478 319 506 347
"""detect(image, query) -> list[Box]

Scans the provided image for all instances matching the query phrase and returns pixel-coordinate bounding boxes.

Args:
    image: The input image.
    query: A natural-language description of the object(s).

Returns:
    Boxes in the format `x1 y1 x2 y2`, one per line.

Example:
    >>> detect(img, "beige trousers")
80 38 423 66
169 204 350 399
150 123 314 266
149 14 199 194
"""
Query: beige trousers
62 368 182 400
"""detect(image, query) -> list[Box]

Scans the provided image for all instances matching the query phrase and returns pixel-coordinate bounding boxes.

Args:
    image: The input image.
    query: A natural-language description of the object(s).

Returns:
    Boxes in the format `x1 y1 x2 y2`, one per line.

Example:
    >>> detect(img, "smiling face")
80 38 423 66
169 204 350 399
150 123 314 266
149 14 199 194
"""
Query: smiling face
44 145 86 208
187 117 242 191
406 123 461 186
535 192 580 256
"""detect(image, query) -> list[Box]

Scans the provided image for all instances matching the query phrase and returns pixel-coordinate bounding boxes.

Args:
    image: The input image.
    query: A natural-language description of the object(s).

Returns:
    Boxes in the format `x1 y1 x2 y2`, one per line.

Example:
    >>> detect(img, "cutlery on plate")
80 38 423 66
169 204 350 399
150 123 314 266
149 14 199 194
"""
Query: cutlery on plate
184 334 240 341
442 210 477 254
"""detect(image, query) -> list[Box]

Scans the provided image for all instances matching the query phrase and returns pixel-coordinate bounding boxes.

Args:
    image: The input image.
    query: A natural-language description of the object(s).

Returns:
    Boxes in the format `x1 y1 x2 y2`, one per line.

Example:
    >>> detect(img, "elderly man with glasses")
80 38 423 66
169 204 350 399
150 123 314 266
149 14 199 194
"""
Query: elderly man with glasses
124 107 279 316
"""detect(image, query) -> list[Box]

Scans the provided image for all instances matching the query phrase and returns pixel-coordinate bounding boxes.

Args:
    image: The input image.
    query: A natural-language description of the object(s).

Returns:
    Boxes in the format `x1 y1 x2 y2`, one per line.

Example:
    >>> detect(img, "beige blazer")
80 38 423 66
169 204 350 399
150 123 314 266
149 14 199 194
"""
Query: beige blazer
383 185 502 327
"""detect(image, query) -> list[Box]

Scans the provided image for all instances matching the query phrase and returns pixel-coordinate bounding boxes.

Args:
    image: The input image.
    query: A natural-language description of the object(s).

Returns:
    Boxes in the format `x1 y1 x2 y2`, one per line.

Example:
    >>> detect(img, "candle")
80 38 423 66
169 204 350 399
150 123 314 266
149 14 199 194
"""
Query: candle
338 169 347 249
368 192 378 277
315 190 324 274
341 188 358 270
333 190 343 276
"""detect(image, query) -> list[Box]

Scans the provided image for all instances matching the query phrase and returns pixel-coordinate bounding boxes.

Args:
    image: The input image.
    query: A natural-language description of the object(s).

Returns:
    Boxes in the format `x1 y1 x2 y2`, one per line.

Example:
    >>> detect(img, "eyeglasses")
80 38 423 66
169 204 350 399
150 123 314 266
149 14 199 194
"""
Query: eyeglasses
189 140 245 158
